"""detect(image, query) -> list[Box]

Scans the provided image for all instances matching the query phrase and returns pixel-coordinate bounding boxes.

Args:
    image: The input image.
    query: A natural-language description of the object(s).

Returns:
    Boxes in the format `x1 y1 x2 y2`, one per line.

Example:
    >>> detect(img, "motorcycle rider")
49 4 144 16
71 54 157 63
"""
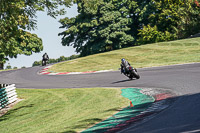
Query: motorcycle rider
42 53 49 66
120 58 131 75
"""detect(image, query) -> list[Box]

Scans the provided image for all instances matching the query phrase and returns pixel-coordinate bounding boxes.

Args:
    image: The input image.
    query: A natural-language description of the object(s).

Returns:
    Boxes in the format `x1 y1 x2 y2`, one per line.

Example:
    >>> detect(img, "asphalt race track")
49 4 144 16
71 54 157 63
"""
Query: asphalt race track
0 63 200 133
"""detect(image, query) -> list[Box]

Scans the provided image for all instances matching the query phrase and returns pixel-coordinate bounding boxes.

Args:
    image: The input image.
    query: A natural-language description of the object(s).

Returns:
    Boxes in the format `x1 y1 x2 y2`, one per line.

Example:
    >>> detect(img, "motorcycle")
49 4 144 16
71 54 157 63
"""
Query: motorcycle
42 59 48 66
122 66 140 80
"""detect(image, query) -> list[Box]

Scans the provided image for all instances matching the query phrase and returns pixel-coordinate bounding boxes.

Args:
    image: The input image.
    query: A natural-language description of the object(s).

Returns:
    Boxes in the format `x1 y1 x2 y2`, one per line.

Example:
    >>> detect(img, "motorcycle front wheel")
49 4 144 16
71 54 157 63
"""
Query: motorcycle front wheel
129 75 133 80
42 60 46 66
132 70 140 79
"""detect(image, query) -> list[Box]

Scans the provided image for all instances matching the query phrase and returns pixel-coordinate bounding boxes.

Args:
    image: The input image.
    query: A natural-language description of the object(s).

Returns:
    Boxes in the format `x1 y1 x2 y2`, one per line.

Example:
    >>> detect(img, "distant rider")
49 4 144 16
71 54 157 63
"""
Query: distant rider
42 53 49 66
120 58 131 75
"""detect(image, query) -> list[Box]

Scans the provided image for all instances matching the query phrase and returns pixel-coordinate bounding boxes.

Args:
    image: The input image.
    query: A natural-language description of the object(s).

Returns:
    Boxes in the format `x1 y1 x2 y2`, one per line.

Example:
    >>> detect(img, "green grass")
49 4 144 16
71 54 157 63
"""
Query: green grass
48 37 200 72
0 69 14 72
0 88 129 133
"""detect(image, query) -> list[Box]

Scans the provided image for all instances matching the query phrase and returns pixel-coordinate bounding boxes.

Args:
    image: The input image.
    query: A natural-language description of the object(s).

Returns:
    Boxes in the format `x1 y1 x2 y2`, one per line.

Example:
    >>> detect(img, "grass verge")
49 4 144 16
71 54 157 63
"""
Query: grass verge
48 37 200 72
0 69 15 72
0 88 129 133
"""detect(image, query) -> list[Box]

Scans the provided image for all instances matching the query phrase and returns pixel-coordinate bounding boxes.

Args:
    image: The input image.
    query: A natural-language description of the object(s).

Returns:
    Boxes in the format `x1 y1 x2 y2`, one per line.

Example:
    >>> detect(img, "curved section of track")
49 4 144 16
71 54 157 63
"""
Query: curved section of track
0 63 200 132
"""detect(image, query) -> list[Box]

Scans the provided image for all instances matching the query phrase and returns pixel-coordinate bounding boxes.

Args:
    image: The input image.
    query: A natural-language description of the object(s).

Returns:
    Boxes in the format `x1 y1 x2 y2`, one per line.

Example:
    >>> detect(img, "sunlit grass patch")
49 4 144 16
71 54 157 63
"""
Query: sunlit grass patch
49 37 200 72
0 88 129 133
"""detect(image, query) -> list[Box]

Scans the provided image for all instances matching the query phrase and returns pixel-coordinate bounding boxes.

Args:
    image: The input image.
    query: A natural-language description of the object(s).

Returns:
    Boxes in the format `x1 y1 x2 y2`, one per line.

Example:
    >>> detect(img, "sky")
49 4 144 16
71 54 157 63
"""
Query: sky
5 5 78 68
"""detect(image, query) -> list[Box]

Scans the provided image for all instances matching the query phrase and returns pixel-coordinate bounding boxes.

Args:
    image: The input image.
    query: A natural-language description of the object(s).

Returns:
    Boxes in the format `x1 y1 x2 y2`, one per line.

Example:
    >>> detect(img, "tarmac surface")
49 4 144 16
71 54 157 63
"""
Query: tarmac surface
0 63 200 133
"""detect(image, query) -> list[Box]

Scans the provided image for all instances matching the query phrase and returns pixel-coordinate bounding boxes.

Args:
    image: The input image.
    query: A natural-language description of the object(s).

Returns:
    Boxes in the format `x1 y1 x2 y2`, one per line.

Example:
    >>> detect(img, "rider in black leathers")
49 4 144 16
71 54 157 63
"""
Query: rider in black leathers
42 53 49 66
120 58 131 75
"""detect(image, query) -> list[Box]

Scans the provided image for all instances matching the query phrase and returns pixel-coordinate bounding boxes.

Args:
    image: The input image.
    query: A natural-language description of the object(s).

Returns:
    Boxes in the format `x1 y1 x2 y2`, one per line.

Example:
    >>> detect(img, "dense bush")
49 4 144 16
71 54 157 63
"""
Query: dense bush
137 25 177 45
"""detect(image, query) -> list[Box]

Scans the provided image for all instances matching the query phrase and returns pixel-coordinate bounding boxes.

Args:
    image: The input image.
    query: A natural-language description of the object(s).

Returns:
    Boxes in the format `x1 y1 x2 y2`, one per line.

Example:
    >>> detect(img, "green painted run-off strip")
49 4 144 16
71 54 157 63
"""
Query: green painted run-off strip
82 88 155 133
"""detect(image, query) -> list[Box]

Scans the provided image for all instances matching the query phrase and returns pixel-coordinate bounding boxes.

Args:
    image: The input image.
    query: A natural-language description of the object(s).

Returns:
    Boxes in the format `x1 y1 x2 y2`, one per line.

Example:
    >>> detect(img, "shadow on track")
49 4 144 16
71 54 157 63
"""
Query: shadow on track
121 93 200 133
112 79 136 84
78 93 200 133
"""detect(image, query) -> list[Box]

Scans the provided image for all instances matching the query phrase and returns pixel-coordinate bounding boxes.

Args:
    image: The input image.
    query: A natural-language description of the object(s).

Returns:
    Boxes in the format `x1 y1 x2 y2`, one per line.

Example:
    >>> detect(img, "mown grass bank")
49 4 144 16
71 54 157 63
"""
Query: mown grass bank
0 69 14 72
48 37 200 72
0 88 128 133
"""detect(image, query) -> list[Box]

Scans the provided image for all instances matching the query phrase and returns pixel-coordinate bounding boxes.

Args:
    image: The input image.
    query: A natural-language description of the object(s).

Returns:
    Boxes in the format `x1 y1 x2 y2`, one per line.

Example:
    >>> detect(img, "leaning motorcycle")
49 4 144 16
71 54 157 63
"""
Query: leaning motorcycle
122 66 140 80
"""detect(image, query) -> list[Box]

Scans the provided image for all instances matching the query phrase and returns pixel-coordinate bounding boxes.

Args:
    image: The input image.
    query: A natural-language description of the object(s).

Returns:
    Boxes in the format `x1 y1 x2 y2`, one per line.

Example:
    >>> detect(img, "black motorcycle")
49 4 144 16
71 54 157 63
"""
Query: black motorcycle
42 59 48 66
122 66 140 80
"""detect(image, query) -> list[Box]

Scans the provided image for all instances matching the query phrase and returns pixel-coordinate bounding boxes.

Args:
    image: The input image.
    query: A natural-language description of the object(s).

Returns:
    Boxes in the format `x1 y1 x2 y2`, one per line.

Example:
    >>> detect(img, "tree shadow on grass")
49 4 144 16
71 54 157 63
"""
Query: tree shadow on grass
62 118 103 133
61 131 76 133
80 118 103 123
0 104 34 121
104 107 122 112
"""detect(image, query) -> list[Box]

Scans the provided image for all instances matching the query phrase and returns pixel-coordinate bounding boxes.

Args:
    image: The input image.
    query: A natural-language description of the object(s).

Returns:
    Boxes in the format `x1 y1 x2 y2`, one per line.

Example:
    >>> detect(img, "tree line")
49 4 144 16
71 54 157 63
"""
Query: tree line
1 0 200 69
32 54 79 66
59 0 200 56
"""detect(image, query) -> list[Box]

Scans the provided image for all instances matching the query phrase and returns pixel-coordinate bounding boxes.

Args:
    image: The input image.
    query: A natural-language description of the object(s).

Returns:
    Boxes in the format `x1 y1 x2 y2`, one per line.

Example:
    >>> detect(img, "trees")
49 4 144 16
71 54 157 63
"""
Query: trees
32 54 79 66
59 0 200 56
59 0 134 56
137 0 200 44
176 0 200 38
0 0 72 69
5 63 12 70
13 66 18 69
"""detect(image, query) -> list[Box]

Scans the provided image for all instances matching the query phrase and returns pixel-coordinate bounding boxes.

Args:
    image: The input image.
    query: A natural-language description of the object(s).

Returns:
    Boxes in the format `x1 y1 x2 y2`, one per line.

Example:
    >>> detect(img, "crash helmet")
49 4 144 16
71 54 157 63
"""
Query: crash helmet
121 58 126 64
121 58 125 61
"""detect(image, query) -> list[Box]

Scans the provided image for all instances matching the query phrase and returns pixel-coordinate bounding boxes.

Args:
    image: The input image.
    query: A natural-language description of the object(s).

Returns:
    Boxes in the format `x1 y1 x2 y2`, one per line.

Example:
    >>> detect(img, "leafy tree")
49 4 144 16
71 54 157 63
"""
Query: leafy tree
59 0 134 56
0 0 72 69
32 61 41 66
137 25 176 44
57 56 66 62
13 66 18 69
176 0 200 38
137 0 200 42
69 54 79 60
5 63 12 69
